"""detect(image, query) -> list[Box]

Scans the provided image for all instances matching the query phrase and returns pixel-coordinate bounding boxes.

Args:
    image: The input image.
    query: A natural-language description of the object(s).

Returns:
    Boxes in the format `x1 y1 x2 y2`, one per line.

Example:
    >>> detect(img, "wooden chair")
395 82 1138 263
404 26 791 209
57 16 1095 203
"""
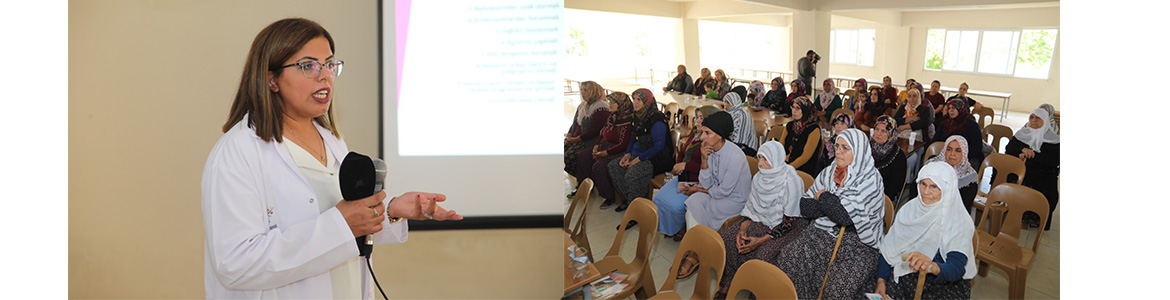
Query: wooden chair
649 225 726 300
754 120 768 147
974 184 1050 300
924 141 946 161
564 179 596 262
796 170 815 192
595 198 660 299
972 153 1026 223
884 195 894 234
983 124 1013 154
726 259 798 300
765 124 787 144
746 155 759 177
973 106 994 131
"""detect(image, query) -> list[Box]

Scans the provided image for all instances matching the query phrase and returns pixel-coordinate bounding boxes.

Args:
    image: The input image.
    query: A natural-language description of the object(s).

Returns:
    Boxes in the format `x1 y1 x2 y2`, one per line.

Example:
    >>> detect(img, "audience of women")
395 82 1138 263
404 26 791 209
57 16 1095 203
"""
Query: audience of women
606 89 673 212
872 161 976 300
674 111 752 279
776 129 886 300
1005 107 1060 231
581 92 634 210
855 87 886 131
923 136 980 211
693 68 715 97
815 112 856 175
748 80 767 107
722 89 759 156
759 76 788 114
785 96 822 176
815 79 843 123
653 106 721 241
933 99 985 169
714 141 810 299
565 81 611 196
871 115 907 202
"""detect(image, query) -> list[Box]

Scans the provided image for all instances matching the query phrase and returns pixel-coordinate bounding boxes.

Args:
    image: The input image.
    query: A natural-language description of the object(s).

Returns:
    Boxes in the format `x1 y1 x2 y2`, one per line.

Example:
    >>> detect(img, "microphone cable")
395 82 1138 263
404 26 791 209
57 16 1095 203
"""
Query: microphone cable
366 256 389 300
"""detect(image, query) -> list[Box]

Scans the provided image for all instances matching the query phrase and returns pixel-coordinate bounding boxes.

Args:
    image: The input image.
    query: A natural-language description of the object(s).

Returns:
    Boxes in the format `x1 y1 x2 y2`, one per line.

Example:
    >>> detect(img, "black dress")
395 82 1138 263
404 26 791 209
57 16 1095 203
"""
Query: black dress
875 149 907 202
785 124 822 177
1005 138 1060 230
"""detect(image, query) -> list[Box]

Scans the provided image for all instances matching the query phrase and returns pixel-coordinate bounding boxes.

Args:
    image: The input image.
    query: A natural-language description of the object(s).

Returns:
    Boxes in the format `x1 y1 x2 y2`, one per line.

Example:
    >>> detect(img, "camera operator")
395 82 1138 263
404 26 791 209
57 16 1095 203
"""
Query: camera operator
798 50 819 96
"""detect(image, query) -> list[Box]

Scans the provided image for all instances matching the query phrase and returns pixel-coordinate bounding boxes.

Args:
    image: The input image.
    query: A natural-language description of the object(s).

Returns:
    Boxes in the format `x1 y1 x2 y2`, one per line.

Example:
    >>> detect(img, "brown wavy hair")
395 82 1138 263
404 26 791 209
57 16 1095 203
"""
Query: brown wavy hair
222 18 340 142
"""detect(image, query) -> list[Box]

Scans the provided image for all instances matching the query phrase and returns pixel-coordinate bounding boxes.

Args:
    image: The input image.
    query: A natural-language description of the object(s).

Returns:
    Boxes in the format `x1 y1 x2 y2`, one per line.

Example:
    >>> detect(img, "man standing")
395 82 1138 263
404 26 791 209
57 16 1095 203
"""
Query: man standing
797 50 818 96
664 64 694 94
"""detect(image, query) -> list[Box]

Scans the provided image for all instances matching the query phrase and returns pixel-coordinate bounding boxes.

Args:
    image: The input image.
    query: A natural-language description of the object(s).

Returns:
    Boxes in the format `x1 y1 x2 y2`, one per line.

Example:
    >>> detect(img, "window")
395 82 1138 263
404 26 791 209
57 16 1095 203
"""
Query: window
564 9 679 79
924 28 1057 79
698 20 789 72
830 28 875 66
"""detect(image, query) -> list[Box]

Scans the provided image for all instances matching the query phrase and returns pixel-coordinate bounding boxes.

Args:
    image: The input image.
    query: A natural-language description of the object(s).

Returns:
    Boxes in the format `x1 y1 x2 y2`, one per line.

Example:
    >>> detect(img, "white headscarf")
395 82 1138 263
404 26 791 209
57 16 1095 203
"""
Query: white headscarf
723 93 758 150
1014 107 1061 152
880 161 977 283
924 135 979 187
741 141 804 227
805 129 886 247
1039 103 1059 134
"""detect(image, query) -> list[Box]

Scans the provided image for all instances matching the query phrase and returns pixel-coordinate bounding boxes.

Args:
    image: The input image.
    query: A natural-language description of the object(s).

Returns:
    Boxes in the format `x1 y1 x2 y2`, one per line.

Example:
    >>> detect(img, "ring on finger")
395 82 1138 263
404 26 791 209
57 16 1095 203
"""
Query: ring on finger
373 208 380 217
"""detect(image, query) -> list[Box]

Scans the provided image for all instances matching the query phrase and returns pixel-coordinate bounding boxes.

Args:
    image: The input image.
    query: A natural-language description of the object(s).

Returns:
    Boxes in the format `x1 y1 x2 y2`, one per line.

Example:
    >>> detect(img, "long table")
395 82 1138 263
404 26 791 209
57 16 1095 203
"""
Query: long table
938 87 1012 119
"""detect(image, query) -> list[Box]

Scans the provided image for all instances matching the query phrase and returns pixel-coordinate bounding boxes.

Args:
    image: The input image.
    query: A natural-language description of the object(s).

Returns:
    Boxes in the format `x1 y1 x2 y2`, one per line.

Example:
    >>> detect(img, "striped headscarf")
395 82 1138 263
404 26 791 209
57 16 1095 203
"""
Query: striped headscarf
823 112 856 162
806 128 886 247
723 92 758 150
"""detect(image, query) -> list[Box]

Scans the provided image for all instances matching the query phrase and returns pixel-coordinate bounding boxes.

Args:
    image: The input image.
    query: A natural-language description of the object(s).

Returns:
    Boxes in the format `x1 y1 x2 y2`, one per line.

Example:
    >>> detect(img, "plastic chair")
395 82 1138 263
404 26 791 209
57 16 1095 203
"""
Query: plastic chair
595 198 660 299
983 124 1013 154
565 179 596 262
972 153 1026 223
681 105 698 134
649 225 727 300
765 124 787 144
974 106 994 131
754 120 768 147
974 184 1050 300
796 170 815 192
884 195 894 234
924 141 945 161
666 102 681 128
746 155 759 177
725 259 798 300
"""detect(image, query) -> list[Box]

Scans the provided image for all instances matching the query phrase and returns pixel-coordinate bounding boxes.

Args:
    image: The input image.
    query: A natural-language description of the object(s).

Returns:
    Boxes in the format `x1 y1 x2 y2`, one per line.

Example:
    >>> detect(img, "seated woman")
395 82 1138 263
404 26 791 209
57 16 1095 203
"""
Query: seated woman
607 89 673 212
723 89 759 157
893 87 935 180
932 99 985 171
714 141 810 298
748 80 767 107
925 80 947 118
871 115 907 202
922 136 980 211
1039 103 1060 134
787 79 809 114
581 92 634 210
713 69 732 99
855 86 885 131
693 67 715 96
814 79 843 123
759 77 788 114
872 161 977 300
1005 107 1060 231
674 111 752 279
849 78 868 111
896 79 917 104
815 112 856 175
775 129 886 300
565 81 611 196
654 106 722 240
784 96 822 177
881 76 899 111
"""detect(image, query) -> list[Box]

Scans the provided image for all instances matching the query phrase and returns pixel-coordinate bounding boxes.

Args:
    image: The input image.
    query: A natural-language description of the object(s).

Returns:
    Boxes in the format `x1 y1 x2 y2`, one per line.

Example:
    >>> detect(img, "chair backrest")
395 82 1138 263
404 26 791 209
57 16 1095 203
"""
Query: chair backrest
796 170 815 192
977 183 1049 254
974 107 994 130
884 195 894 234
746 155 759 177
1053 111 1060 133
766 124 787 144
754 120 768 143
681 105 698 131
983 124 1013 154
666 102 681 128
658 225 727 300
565 179 595 258
924 141 946 161
671 128 683 157
975 153 1026 198
726 259 798 300
831 108 854 120
604 198 659 267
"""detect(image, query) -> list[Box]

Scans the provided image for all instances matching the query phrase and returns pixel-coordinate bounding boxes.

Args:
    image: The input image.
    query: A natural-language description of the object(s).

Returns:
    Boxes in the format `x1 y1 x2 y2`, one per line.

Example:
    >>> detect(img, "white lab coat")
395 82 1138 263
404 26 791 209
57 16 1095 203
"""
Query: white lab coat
202 116 407 299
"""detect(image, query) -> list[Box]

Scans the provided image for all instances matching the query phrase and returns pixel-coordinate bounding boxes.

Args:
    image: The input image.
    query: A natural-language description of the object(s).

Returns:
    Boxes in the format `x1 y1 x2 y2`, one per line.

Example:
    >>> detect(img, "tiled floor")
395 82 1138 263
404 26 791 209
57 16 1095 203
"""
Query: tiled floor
564 110 1060 299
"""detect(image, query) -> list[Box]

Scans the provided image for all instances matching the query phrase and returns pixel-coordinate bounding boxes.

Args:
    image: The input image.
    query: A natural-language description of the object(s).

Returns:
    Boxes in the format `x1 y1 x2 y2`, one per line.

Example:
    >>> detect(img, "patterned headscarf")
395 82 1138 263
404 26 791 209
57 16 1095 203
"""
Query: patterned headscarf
790 96 817 134
854 78 868 91
939 99 972 136
881 161 976 283
605 92 634 126
741 141 804 227
632 88 658 113
771 77 787 97
823 112 856 161
576 81 609 126
749 80 767 105
818 78 838 109
1014 107 1061 152
870 115 899 165
806 129 886 247
925 135 979 187
788 80 807 102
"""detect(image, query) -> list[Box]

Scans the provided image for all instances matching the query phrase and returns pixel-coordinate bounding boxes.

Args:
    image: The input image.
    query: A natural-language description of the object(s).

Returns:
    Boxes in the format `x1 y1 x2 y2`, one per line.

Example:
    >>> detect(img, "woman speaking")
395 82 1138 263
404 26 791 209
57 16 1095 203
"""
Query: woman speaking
201 18 461 299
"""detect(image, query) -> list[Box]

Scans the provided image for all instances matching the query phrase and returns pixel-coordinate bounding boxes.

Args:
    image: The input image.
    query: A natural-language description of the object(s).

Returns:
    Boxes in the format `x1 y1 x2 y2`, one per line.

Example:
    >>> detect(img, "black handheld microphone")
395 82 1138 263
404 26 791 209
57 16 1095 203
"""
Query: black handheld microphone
338 152 387 258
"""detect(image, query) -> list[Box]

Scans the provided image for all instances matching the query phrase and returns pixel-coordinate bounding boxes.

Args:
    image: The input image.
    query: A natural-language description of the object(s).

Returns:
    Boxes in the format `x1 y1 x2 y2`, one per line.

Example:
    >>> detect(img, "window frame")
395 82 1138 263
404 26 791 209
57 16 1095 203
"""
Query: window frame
830 28 876 67
922 27 1058 80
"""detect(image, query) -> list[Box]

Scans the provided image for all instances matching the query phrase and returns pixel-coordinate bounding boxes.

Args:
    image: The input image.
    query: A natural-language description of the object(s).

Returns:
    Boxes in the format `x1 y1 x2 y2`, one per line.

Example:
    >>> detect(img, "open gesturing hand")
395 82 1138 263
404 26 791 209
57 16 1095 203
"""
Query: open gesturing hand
387 192 464 221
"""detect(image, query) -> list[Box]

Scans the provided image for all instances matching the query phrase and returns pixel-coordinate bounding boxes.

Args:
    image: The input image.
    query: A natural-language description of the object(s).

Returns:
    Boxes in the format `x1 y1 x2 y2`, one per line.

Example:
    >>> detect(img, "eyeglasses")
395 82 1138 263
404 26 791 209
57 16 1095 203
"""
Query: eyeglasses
274 60 344 79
